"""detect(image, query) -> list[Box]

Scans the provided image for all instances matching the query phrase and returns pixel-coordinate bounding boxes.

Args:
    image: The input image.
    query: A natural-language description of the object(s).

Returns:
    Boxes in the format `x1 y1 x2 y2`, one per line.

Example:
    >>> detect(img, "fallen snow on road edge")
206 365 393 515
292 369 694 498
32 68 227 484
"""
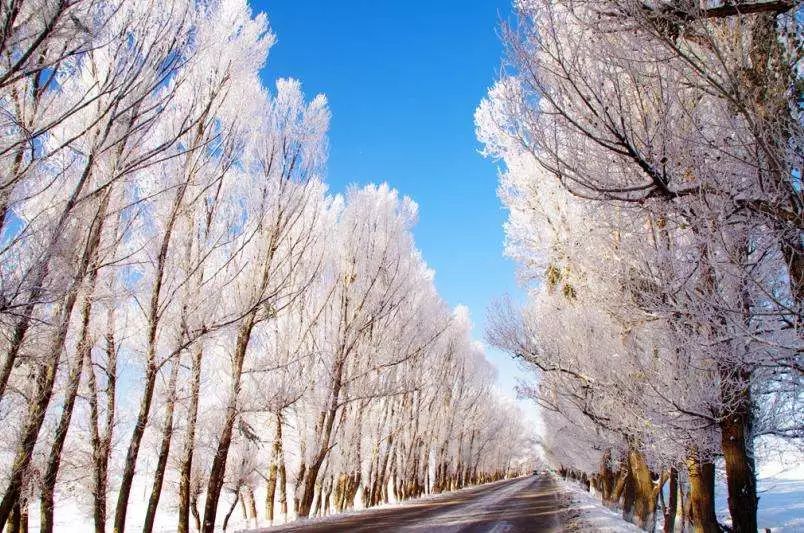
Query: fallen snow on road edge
558 479 642 533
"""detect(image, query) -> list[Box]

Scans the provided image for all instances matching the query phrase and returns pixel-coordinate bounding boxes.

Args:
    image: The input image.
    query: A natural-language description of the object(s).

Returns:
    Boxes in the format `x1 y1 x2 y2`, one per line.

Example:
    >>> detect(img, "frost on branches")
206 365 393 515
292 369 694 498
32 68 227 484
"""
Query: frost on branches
0 1 536 532
477 0 801 532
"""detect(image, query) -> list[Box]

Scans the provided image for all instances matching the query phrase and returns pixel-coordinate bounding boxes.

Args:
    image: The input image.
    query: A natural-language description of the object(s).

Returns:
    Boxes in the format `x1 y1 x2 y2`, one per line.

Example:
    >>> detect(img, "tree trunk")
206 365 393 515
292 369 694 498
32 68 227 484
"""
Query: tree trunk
599 449 617 505
112 362 158 533
264 413 284 523
297 465 319 518
18 502 27 533
293 462 306 515
40 239 104 533
243 485 257 527
719 374 757 533
142 354 181 533
611 460 628 508
686 452 718 533
372 436 393 507
0 180 107 529
39 296 94 533
663 468 678 533
265 462 278 523
8 501 20 533
332 473 344 513
279 454 288 518
345 472 361 510
0 156 95 403
191 492 201 532
113 177 190 533
201 315 257 532
312 481 322 517
87 305 117 533
177 346 203 533
323 476 333 515
622 463 636 526
0 314 65 530
625 447 657 531
0 293 82 527
679 482 689 533
297 359 345 518
221 491 239 532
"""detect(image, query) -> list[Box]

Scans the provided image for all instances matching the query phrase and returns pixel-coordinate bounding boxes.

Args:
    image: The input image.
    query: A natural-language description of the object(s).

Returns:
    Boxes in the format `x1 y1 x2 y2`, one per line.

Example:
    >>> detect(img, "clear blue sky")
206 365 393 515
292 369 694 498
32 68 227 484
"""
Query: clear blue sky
253 0 531 409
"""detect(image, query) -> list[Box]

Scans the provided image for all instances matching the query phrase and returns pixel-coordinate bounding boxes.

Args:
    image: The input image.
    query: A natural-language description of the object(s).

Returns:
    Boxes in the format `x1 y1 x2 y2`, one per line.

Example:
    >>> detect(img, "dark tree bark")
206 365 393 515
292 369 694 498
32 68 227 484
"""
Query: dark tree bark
190 491 201 532
0 176 106 529
663 467 678 533
40 205 106 531
686 451 719 533
177 347 203 533
0 156 95 404
720 415 758 532
87 305 117 533
142 355 181 533
598 449 617 505
39 289 94 533
113 175 192 533
242 485 257 526
264 413 284 523
201 315 257 532
221 491 239 532
623 447 658 531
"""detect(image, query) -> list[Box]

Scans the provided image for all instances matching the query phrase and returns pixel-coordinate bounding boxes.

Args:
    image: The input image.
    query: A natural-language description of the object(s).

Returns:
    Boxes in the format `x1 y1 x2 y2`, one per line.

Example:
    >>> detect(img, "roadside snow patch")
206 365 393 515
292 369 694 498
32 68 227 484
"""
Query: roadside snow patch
559 479 642 532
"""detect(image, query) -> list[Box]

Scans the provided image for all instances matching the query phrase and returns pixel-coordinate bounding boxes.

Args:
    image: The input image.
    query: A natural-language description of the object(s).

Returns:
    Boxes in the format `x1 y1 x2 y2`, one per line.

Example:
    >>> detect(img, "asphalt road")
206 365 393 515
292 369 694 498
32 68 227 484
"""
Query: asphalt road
253 475 567 532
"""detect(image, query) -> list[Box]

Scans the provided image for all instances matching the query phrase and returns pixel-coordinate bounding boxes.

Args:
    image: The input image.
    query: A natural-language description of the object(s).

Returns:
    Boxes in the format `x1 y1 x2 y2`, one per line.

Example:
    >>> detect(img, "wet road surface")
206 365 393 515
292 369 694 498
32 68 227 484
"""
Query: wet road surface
253 475 567 532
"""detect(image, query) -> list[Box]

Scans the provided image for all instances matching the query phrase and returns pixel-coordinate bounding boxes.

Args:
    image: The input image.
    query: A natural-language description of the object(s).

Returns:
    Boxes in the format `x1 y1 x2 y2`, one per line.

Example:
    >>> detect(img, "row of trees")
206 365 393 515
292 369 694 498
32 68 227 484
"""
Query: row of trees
477 0 801 532
0 1 534 531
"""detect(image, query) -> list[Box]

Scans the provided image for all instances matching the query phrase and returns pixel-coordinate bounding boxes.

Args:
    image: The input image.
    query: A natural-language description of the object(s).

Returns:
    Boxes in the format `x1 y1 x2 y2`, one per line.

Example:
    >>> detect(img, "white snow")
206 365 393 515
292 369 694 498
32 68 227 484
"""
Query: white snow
558 438 804 533
716 438 804 532
558 479 643 532
28 448 804 532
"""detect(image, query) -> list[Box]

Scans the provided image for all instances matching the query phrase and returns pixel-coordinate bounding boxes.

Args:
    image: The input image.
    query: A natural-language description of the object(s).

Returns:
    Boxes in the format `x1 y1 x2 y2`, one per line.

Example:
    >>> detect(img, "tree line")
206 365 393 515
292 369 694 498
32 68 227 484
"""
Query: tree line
0 1 535 531
477 0 801 532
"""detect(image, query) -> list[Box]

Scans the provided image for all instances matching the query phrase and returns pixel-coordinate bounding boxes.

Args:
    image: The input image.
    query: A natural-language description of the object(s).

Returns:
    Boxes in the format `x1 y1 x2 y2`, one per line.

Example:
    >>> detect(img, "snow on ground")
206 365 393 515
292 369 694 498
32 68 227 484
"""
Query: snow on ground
26 445 804 532
25 477 525 532
561 472 804 533
716 437 804 532
558 437 804 533
558 478 643 532
748 477 804 532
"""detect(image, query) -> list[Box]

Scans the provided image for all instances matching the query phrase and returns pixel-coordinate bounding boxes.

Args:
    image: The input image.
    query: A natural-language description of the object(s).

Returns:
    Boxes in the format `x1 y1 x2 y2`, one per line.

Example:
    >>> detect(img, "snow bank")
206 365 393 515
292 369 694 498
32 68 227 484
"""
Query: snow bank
558 440 804 533
558 479 643 532
716 439 804 533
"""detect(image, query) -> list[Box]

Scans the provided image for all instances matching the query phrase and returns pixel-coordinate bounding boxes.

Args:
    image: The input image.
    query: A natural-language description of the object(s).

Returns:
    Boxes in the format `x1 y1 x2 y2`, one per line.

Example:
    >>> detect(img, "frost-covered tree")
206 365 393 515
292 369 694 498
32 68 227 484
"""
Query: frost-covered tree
0 2 532 532
477 1 801 531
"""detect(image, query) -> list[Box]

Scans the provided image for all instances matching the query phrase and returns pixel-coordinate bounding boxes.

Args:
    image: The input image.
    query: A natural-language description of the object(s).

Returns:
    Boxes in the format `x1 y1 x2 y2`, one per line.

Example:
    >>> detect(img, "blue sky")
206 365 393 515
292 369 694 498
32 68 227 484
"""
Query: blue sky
253 0 532 410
